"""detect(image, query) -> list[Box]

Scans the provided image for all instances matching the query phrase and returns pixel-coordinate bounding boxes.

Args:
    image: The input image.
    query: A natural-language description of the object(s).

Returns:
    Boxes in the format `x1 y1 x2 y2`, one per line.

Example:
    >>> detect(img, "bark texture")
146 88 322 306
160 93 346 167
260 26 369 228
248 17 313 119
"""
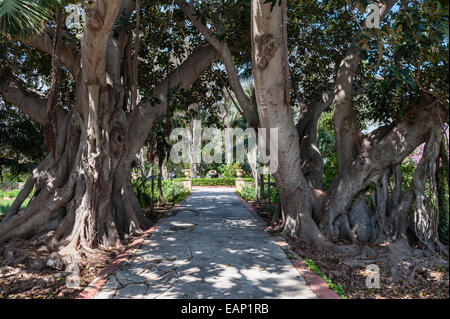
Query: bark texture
0 0 223 260
250 0 339 251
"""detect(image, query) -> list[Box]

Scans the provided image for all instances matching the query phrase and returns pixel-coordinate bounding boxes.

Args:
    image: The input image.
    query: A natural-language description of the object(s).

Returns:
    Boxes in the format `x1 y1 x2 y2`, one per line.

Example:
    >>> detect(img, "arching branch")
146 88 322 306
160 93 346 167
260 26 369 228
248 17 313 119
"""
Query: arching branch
332 0 397 175
0 60 48 126
127 42 220 155
176 0 259 128
2 26 81 76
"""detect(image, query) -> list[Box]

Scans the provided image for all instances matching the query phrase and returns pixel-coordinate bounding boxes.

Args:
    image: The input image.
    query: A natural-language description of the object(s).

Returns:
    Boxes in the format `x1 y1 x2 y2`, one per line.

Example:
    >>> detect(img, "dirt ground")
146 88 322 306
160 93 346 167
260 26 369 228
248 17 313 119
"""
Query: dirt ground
248 200 449 299
1 200 448 299
0 204 172 299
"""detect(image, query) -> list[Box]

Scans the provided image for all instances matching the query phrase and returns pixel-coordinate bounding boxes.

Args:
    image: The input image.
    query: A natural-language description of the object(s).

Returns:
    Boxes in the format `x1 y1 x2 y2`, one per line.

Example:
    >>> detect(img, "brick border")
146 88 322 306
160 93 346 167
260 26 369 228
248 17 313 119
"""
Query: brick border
77 190 340 299
234 192 341 299
292 260 341 299
76 193 192 299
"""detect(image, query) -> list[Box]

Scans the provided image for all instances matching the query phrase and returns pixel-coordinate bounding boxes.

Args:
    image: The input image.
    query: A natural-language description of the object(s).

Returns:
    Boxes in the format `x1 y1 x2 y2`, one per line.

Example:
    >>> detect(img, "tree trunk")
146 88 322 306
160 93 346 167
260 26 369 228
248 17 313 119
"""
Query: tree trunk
0 0 221 260
259 173 264 202
44 8 63 159
296 91 332 191
0 106 151 257
157 159 166 206
162 157 169 181
188 105 200 178
251 0 334 249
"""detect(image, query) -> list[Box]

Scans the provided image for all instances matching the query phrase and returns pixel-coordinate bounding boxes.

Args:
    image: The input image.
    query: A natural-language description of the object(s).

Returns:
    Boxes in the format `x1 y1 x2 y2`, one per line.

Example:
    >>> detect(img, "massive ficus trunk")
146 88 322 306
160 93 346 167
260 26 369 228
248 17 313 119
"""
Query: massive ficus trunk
0 107 150 254
250 0 447 257
0 1 147 257
250 0 331 248
0 0 221 259
316 0 448 250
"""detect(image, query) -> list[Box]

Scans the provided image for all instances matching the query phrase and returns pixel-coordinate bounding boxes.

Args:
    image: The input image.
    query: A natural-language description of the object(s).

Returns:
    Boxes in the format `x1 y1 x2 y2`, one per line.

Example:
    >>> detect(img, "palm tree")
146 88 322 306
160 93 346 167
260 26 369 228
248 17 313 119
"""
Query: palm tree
0 0 53 37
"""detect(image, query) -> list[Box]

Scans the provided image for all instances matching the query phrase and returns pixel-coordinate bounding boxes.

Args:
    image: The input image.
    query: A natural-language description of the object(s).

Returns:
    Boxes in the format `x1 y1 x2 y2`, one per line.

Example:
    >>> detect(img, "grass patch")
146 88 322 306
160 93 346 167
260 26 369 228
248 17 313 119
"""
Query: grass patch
0 189 20 198
304 257 347 299
0 188 33 218
0 198 30 221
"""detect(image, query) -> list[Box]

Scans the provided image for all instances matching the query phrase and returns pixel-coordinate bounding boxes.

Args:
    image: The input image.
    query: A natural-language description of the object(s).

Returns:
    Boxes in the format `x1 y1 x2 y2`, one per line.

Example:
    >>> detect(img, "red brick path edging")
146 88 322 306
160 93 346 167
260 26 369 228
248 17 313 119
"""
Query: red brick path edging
77 190 340 299
293 260 341 299
76 193 192 299
234 192 341 299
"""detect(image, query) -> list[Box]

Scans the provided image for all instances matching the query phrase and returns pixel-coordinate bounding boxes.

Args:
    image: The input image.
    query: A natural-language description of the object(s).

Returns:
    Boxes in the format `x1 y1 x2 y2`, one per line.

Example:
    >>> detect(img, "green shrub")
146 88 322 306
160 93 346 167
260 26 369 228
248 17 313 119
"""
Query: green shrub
169 177 254 186
192 178 235 186
161 181 187 202
172 191 191 205
238 185 279 203
238 186 256 201
133 180 187 206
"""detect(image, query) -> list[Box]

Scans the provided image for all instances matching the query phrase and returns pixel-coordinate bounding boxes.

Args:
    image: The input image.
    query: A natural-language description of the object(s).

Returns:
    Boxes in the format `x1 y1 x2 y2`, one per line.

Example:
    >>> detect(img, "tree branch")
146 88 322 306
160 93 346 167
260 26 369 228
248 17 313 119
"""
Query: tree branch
332 0 397 175
127 43 221 155
2 27 81 76
176 0 259 128
81 0 124 84
364 104 444 170
0 60 47 126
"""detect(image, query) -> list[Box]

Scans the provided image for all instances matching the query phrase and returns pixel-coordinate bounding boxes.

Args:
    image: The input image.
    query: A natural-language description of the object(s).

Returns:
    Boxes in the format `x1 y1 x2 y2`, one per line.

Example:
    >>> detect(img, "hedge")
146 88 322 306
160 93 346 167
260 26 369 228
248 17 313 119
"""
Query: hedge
171 177 254 186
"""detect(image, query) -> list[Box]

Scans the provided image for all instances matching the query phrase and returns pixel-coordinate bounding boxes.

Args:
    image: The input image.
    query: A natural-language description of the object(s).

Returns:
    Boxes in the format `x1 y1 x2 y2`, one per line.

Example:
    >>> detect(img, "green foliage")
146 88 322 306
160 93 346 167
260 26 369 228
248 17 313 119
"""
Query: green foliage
171 177 238 186
237 186 256 201
238 184 279 203
146 114 171 165
318 110 338 189
217 162 243 179
304 258 347 299
160 180 187 202
400 158 416 192
0 0 52 37
0 104 46 164
0 197 29 215
139 0 232 116
288 0 354 105
172 190 191 205
0 162 38 182
0 93 46 181
190 178 236 186
0 188 29 198
357 0 449 124
133 179 187 207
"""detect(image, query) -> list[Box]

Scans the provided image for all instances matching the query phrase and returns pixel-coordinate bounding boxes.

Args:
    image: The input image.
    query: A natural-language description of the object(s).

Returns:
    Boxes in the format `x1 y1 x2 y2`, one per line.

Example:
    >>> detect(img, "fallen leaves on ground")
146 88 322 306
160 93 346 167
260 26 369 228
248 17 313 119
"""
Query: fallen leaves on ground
248 200 449 299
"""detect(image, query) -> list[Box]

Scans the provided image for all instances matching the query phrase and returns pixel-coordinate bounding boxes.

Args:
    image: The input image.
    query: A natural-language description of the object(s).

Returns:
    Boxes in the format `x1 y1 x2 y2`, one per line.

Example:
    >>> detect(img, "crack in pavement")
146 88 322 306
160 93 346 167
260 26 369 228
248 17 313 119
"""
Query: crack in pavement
94 188 318 299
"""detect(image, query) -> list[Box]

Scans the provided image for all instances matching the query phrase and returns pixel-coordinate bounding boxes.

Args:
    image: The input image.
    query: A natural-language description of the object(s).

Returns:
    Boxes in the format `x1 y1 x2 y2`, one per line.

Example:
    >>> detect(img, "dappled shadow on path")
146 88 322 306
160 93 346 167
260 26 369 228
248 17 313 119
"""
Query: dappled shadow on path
98 188 316 299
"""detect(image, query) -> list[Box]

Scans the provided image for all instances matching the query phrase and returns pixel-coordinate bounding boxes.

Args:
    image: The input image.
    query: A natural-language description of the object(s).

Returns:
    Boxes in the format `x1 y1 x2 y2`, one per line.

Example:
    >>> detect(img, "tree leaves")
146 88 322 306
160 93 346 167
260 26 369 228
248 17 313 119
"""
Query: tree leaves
0 0 54 37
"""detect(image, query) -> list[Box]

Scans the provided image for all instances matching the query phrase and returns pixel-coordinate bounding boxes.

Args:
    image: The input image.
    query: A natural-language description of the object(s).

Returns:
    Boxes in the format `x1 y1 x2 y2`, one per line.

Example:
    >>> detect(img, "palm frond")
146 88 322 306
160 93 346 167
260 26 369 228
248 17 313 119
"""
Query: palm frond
0 0 54 38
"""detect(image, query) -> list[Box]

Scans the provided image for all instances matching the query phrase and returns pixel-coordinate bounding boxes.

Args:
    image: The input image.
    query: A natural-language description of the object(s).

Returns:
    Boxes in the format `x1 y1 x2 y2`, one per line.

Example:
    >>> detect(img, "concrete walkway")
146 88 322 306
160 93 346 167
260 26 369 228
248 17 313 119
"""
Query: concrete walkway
92 188 317 299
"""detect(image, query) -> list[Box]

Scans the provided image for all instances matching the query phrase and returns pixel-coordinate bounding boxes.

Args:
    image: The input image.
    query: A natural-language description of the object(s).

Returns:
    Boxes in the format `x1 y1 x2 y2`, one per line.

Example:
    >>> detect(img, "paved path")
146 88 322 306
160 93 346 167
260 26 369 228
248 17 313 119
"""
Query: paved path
93 188 317 299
